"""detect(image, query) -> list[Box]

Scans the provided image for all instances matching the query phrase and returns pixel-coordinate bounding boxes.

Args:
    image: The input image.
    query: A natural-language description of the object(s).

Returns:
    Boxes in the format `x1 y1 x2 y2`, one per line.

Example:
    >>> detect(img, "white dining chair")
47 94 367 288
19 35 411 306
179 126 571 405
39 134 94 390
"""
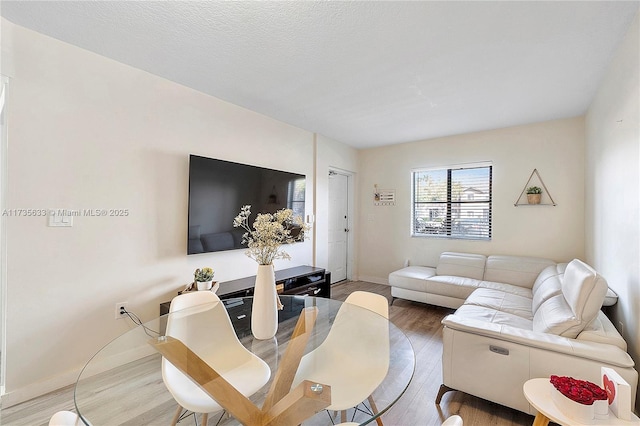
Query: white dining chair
48 410 89 426
441 414 464 426
335 414 462 425
162 291 271 426
292 291 390 424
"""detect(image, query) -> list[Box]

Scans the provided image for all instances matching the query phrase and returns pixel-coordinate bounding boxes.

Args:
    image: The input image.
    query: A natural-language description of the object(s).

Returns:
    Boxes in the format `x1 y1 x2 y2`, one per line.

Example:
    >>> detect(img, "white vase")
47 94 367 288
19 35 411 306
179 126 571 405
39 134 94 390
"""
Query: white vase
251 264 279 340
196 280 212 291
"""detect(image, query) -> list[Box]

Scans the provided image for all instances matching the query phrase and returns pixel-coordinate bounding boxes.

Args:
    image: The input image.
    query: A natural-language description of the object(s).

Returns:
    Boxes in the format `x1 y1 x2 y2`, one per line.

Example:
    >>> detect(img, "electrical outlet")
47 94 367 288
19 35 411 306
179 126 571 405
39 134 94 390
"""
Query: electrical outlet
115 302 128 319
619 321 624 334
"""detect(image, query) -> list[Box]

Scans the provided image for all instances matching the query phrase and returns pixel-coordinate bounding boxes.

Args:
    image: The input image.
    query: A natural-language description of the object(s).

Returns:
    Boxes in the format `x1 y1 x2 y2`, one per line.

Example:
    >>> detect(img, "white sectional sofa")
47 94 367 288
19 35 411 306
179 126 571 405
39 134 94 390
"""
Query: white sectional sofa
388 252 637 415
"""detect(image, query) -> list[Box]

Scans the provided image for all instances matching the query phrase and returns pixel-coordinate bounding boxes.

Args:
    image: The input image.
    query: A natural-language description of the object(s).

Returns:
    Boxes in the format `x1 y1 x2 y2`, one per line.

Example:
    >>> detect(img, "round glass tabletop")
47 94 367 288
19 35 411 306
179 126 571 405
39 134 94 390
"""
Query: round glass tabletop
74 295 415 425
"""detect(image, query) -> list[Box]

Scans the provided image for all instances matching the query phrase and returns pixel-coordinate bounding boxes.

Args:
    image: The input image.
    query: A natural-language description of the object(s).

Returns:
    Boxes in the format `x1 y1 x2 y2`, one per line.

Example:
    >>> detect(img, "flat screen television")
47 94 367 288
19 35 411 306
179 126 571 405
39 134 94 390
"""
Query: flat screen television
187 155 306 255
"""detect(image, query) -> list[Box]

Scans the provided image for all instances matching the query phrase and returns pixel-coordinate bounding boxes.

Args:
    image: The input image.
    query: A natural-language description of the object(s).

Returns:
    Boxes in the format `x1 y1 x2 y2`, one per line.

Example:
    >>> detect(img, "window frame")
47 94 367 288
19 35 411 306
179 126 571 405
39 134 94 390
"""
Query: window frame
287 177 306 219
411 163 493 240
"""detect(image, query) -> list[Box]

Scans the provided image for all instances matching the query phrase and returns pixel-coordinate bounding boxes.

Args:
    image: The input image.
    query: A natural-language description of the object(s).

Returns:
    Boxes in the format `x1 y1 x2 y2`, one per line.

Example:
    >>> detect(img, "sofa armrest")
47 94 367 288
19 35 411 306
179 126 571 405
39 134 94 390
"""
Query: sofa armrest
389 266 437 283
442 314 635 368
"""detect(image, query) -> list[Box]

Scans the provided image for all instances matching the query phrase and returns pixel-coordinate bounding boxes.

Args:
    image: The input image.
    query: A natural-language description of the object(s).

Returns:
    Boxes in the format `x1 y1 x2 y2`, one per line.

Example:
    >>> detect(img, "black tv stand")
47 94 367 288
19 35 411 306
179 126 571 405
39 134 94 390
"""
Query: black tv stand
160 265 330 315
218 265 330 299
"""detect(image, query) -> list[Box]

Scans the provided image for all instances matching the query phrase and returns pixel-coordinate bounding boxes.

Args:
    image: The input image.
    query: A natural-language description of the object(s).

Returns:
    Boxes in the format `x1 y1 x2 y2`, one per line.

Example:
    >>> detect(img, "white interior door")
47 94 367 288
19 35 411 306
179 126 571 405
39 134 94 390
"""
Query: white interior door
328 172 349 283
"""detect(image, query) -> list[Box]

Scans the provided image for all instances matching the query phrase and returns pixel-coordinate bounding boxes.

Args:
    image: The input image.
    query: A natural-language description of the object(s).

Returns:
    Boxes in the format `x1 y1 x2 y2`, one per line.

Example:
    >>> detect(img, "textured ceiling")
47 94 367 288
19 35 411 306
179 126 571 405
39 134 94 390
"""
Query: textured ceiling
1 1 638 148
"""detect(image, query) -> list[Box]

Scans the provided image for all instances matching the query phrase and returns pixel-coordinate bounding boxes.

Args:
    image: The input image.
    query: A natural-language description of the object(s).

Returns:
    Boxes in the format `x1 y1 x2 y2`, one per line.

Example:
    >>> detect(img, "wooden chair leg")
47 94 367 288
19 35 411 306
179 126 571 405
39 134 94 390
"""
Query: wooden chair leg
170 405 182 426
367 395 384 426
435 384 455 404
341 410 347 422
201 412 208 425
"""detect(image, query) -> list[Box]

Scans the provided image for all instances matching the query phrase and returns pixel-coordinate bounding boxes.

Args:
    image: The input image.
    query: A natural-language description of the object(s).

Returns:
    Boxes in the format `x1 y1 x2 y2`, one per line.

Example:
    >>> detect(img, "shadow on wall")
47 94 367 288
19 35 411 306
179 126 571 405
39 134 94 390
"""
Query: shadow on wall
146 149 189 260
625 282 639 414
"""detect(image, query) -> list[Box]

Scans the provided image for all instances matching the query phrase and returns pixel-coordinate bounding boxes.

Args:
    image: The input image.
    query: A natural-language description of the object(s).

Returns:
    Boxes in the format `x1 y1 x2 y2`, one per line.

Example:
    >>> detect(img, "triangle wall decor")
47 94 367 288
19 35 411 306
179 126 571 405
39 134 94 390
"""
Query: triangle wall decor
514 168 557 206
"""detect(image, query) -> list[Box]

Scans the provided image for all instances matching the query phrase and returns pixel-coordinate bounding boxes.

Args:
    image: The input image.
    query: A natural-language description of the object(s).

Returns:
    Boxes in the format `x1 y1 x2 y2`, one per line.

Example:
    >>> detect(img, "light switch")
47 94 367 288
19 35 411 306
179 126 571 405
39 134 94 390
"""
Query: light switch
48 210 73 227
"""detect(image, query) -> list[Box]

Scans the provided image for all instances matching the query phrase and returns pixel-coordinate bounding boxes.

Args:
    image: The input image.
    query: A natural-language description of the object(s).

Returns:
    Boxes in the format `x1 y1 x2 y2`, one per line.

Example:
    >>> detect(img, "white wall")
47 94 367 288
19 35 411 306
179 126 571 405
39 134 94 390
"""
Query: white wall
357 117 586 283
4 8 635 410
0 20 357 405
585 11 639 410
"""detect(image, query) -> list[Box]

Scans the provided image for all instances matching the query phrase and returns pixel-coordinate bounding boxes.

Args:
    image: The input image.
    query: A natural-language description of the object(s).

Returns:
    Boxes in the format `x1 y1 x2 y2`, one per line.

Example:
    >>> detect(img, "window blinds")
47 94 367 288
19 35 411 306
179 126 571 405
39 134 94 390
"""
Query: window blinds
412 165 492 240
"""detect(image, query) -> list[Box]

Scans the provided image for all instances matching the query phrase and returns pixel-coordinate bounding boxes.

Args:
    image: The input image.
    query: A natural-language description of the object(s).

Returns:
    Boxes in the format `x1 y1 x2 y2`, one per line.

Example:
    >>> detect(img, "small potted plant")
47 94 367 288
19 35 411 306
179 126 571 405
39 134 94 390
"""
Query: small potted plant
194 267 215 291
526 186 542 204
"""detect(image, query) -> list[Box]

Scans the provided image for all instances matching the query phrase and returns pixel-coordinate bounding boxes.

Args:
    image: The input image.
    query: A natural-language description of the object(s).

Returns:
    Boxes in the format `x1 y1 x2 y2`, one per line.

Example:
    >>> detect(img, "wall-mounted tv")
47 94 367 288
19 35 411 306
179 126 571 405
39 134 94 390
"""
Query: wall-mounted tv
187 155 306 255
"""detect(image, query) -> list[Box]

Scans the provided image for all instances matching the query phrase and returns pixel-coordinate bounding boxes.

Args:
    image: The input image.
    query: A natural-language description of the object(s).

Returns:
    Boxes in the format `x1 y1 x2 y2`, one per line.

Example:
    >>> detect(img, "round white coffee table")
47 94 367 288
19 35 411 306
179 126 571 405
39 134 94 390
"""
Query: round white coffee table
523 378 639 426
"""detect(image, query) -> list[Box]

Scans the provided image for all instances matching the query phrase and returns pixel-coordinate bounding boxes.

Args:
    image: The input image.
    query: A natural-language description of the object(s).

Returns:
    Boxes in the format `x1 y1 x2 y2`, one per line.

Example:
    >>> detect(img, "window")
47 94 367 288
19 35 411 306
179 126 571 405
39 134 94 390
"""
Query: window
287 178 306 219
412 164 492 240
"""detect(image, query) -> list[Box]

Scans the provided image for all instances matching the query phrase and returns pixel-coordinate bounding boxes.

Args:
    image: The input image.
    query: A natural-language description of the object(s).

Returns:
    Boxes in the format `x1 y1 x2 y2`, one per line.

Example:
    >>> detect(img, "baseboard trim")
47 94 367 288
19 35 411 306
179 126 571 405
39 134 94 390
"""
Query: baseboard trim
2 368 79 408
2 344 154 408
357 275 389 285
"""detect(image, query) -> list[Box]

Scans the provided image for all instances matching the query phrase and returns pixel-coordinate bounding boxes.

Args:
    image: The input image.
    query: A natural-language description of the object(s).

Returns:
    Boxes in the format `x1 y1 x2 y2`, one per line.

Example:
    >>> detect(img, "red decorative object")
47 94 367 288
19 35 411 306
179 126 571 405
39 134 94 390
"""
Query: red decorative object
602 366 632 420
550 375 608 405
603 374 616 404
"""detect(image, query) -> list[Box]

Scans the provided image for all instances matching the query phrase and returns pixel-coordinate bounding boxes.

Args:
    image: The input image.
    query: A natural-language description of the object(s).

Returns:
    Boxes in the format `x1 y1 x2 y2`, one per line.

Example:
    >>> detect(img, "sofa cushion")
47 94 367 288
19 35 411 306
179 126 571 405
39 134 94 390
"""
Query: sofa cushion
388 266 436 292
478 280 533 298
188 225 204 253
531 264 564 314
201 232 235 252
464 288 533 320
436 252 486 280
455 304 534 330
230 228 246 247
561 259 608 327
425 276 482 300
188 238 204 254
484 255 556 288
532 294 581 337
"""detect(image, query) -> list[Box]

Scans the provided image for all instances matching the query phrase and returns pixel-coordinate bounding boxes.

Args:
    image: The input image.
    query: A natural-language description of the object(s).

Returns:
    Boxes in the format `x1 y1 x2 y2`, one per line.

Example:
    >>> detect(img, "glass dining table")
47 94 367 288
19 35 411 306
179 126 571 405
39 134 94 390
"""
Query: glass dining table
74 295 415 425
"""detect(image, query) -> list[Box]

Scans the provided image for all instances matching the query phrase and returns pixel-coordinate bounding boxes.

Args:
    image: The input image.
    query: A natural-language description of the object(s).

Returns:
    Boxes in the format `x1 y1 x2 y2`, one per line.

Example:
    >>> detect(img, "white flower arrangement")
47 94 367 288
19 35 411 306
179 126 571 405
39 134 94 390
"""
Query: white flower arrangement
233 205 310 265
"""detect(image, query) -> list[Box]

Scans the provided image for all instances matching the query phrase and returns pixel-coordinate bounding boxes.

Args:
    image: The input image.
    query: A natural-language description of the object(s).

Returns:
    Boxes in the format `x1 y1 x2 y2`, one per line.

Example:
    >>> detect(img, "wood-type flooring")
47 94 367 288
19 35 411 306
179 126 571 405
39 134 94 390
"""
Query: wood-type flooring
1 281 537 426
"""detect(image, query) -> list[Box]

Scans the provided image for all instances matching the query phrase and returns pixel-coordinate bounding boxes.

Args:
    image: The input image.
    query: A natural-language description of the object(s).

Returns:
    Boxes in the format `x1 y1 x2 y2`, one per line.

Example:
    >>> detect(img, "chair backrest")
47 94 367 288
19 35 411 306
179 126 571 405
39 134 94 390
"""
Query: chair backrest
49 411 90 426
165 291 252 371
326 291 390 372
442 414 464 426
330 291 389 351
162 291 271 416
292 291 391 411
340 291 389 362
168 289 218 311
344 291 389 319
